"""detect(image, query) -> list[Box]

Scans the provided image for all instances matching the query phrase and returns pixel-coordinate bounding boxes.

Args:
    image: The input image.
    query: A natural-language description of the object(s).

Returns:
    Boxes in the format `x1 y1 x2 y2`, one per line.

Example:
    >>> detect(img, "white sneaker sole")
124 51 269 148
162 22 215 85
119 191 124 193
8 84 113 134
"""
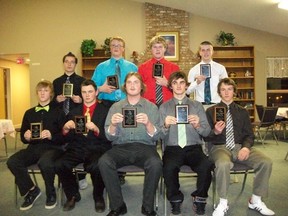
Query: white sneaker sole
45 201 57 209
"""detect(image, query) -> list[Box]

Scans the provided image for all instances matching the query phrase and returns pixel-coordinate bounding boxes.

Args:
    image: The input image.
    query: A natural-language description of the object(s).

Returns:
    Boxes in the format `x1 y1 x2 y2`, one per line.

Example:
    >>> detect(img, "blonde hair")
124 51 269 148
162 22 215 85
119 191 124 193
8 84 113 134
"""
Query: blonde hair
110 36 125 48
149 35 167 49
35 80 54 99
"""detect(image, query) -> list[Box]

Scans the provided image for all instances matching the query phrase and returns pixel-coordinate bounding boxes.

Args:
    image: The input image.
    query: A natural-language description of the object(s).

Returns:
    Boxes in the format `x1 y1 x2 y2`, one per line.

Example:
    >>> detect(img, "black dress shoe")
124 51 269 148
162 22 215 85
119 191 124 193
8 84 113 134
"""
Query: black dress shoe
141 206 157 216
107 203 127 216
95 197 105 213
63 193 81 211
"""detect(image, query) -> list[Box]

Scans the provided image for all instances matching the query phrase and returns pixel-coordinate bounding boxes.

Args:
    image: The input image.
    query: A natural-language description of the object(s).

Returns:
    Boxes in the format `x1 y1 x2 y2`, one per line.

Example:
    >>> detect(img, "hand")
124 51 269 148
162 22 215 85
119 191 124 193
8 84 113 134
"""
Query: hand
56 94 66 103
71 95 82 104
155 76 168 87
99 80 116 94
195 75 206 85
111 113 123 126
41 130 52 140
238 147 250 161
188 114 200 128
63 120 75 131
136 113 150 125
24 130 32 141
86 122 99 133
164 116 177 128
214 121 225 135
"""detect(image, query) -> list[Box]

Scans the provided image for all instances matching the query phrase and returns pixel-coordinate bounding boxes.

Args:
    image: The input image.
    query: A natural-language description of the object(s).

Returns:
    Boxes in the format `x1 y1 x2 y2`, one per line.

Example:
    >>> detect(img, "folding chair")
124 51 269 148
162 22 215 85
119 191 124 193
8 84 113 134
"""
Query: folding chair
252 106 279 145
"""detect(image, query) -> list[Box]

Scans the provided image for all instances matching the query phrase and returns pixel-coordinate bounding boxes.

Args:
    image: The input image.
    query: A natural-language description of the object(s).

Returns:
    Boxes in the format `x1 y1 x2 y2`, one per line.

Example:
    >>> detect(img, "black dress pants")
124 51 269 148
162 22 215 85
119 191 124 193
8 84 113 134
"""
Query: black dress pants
163 145 213 202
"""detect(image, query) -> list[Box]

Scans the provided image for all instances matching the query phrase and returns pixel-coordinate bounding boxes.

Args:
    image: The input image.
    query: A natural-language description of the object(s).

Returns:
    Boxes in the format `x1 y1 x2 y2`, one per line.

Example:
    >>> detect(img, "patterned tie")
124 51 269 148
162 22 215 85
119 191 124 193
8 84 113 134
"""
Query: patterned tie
63 76 70 115
155 62 163 106
177 101 187 148
115 60 121 101
85 107 91 123
226 105 235 150
204 78 211 104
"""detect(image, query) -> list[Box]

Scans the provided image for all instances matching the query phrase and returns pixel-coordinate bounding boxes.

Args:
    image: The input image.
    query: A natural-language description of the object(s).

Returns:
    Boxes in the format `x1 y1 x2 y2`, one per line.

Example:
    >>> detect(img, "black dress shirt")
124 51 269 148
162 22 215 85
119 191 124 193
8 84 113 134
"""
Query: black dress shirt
205 101 254 149
52 72 85 111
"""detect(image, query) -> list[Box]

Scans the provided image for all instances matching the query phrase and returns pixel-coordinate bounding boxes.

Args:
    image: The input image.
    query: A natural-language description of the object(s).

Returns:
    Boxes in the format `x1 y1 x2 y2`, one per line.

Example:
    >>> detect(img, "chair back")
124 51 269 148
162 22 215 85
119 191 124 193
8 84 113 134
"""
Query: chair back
260 106 278 127
256 104 264 120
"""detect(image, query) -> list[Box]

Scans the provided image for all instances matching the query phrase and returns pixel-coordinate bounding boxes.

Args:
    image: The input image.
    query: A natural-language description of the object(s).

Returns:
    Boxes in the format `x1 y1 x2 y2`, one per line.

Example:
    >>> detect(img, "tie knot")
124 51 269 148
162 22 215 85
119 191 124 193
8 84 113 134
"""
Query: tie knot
178 101 182 105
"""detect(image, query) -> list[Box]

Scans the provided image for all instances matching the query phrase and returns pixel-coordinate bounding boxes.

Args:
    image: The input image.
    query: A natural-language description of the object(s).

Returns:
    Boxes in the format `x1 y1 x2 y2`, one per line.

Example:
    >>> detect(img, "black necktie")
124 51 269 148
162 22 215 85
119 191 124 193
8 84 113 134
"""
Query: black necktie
63 76 70 115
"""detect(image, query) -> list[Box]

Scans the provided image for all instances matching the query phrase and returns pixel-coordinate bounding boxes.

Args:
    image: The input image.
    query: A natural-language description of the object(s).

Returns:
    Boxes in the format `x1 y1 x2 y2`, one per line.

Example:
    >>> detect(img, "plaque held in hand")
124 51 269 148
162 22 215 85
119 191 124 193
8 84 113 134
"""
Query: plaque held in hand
153 63 164 77
63 83 73 97
176 104 189 124
214 106 226 123
30 123 42 140
122 108 137 128
107 75 119 89
75 116 87 134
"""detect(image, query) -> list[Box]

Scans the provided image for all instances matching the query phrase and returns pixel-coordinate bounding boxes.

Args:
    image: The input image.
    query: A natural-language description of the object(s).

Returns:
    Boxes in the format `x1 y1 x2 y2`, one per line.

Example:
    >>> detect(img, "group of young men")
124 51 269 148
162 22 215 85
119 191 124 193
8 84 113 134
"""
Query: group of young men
7 36 275 216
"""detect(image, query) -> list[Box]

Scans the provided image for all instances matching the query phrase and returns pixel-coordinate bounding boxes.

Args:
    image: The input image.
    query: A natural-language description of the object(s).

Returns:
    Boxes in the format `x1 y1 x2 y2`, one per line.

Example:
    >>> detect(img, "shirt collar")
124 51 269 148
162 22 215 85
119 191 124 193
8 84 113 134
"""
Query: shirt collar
172 96 189 105
123 97 145 107
111 57 124 64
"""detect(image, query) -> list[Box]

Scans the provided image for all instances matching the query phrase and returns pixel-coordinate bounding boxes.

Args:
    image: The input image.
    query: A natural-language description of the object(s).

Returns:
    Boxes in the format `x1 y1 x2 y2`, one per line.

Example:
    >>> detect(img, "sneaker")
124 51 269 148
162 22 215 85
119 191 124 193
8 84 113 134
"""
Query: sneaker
45 194 57 209
248 199 275 216
20 186 41 211
170 201 181 215
192 196 206 215
212 202 229 216
78 178 88 190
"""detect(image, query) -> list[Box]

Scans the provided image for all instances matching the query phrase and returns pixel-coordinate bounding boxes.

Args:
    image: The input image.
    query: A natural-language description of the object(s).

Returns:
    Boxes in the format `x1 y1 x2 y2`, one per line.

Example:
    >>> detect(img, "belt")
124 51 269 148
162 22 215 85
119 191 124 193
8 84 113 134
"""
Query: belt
202 102 215 105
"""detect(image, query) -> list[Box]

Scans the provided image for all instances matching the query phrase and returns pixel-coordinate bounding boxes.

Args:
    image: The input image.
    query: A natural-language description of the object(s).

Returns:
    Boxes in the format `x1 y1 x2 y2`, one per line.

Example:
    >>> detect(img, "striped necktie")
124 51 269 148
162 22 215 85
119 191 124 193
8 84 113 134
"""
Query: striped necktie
226 105 235 150
155 62 163 106
63 76 70 115
177 101 187 148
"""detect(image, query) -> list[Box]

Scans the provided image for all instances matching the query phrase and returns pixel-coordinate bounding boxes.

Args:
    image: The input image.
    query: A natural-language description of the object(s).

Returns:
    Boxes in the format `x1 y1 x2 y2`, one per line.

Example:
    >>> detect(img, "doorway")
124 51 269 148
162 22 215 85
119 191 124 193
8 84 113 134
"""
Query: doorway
0 67 10 119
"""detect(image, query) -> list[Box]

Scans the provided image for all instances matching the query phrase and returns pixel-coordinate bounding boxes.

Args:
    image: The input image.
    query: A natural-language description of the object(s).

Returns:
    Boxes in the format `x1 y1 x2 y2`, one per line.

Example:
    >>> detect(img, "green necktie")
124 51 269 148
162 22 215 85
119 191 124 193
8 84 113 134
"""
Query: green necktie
35 105 49 112
177 101 187 148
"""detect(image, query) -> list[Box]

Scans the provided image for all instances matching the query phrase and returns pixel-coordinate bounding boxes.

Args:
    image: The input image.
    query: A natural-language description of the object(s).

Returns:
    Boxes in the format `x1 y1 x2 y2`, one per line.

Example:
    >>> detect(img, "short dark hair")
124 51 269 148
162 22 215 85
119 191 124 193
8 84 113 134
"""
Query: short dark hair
217 78 237 95
62 52 78 64
122 72 146 95
81 79 97 91
168 71 188 88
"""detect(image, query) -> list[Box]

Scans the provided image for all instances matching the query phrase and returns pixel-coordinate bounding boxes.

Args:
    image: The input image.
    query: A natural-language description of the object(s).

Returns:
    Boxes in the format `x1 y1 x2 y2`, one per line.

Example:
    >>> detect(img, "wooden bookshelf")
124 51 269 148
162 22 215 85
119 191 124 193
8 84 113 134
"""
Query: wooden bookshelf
213 46 255 121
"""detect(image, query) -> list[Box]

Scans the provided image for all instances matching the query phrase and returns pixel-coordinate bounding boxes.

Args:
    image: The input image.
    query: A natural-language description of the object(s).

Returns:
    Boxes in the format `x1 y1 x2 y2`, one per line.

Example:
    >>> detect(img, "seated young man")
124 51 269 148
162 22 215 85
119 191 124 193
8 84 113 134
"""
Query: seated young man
205 78 275 216
98 72 162 216
55 79 112 212
159 71 213 215
7 80 66 210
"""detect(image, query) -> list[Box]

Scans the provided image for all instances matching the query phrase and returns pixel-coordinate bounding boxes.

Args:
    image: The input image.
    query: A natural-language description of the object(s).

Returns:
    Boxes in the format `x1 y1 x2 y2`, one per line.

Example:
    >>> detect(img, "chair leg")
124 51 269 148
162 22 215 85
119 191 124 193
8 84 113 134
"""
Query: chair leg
241 173 248 193
212 174 216 209
164 185 167 216
3 137 8 156
285 151 288 161
15 183 18 208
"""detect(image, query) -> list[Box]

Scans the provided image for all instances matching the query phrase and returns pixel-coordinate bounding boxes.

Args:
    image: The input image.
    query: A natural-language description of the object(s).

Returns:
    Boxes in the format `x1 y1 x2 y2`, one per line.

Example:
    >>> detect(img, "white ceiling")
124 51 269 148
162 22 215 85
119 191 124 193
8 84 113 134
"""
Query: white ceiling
132 0 288 38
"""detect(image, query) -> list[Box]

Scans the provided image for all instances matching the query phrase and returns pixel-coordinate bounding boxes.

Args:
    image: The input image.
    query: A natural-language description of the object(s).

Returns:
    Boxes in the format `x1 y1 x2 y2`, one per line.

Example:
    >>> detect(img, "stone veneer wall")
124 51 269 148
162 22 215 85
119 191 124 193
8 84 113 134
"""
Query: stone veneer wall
139 3 199 74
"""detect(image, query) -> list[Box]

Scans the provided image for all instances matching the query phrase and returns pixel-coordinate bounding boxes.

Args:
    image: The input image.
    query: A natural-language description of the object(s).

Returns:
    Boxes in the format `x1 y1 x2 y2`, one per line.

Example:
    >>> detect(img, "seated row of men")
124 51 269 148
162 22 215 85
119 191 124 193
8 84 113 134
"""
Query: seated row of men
7 72 274 216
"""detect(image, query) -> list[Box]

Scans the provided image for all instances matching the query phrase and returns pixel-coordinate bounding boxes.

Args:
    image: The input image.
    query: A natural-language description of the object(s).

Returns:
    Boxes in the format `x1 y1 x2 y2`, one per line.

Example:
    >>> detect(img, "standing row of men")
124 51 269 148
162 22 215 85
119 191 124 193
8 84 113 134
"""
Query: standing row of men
7 36 275 216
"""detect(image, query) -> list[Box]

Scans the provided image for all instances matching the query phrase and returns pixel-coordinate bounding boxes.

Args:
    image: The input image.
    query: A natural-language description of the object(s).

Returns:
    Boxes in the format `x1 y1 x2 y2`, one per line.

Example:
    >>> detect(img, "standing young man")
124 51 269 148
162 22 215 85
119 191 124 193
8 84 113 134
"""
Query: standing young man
92 36 138 104
52 52 88 189
159 71 212 215
7 80 66 210
186 41 227 108
138 35 180 107
99 72 162 216
206 78 275 216
55 80 111 212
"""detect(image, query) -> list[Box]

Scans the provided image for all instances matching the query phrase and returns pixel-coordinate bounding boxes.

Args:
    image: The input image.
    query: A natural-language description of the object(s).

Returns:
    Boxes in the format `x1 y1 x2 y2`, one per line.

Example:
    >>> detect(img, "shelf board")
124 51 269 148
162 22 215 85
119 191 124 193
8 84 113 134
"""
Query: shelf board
237 87 254 90
231 76 254 79
234 99 254 102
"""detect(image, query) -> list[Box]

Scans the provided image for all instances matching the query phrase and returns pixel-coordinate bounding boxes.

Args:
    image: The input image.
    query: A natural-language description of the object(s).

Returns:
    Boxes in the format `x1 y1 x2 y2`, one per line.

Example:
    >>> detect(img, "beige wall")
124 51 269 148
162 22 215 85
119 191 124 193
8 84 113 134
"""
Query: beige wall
1 0 288 120
0 60 30 126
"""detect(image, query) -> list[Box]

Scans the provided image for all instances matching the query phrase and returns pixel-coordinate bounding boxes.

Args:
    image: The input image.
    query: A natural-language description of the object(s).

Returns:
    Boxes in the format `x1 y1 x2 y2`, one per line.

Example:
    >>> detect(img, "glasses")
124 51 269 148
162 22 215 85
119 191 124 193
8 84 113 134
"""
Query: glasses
110 44 124 48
